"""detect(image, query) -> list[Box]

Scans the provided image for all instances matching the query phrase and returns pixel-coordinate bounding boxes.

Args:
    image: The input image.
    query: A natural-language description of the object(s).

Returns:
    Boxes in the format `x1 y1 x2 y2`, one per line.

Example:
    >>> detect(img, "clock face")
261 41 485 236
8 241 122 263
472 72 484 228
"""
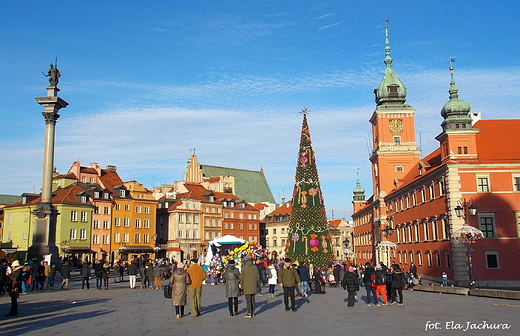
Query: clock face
389 119 403 133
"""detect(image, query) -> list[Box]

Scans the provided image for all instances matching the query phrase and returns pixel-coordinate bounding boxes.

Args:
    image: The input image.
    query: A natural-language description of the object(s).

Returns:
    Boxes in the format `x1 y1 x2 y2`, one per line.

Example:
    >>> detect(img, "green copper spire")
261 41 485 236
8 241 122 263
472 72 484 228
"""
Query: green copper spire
374 19 408 107
440 58 472 131
353 170 366 202
287 108 334 268
384 19 393 68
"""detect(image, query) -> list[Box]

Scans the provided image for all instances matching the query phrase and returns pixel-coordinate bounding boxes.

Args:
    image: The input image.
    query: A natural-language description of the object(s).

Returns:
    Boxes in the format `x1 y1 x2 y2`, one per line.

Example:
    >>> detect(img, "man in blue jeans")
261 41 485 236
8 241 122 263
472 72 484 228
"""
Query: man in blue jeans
362 262 377 306
93 259 104 290
297 263 310 298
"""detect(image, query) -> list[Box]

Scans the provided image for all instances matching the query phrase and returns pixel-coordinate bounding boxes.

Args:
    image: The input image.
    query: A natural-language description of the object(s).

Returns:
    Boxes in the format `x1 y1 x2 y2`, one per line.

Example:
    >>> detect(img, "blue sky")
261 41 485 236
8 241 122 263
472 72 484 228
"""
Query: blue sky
1 1 519 219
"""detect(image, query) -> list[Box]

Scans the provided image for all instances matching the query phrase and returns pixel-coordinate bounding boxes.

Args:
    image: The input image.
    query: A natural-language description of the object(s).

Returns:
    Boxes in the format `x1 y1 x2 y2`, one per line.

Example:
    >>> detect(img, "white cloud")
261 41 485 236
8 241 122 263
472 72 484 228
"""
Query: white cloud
2 66 519 220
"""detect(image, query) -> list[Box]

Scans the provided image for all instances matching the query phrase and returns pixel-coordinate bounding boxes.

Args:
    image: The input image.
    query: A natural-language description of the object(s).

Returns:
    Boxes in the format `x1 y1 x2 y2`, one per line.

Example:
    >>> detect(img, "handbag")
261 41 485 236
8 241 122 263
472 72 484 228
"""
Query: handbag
163 284 172 299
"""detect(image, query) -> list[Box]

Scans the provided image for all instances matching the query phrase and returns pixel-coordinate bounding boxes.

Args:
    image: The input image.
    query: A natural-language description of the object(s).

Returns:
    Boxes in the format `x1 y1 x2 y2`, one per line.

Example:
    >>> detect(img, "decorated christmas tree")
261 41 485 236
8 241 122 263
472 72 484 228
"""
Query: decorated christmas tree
286 108 334 269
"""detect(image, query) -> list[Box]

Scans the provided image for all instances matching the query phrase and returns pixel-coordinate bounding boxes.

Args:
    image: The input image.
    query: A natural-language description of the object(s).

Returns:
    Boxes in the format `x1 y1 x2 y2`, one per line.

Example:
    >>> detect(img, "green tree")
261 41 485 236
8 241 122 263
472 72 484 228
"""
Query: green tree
286 109 334 269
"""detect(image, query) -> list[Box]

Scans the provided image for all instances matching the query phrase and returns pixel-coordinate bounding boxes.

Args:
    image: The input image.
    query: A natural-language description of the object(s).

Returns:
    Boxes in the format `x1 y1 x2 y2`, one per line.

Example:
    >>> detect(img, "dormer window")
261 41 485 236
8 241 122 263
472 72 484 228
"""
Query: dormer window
94 191 100 198
388 85 398 94
104 192 109 199
120 189 126 197
81 196 87 203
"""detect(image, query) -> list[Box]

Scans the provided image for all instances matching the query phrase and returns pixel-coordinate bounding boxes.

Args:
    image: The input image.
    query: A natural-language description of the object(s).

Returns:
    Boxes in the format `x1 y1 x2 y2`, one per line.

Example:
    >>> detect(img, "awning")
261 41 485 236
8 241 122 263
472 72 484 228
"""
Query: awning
1 248 18 254
209 235 246 246
118 245 154 253
62 246 92 252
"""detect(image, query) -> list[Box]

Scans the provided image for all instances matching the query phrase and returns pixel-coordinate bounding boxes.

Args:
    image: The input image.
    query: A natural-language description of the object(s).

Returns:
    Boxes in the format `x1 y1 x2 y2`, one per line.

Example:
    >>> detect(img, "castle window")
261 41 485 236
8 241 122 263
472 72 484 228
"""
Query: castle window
514 177 520 192
485 251 500 269
393 136 401 145
479 214 495 238
477 177 490 192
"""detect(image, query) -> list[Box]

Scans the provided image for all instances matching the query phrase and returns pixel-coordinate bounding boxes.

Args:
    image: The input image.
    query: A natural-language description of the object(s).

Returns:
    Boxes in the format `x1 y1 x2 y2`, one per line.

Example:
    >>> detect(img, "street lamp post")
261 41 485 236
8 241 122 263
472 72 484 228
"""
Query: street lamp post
452 198 483 289
380 225 395 266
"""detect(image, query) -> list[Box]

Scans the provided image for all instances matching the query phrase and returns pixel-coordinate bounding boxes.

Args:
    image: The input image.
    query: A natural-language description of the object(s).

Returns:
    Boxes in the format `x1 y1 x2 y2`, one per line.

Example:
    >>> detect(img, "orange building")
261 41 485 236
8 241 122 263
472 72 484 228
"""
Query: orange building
65 162 113 260
353 26 520 288
66 162 157 262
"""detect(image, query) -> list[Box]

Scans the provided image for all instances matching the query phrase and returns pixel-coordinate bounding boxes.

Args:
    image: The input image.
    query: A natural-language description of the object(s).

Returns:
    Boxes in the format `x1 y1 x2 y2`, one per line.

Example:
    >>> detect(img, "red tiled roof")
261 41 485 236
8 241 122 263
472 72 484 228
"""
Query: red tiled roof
328 219 341 228
99 170 124 195
252 203 267 210
81 167 98 174
54 172 77 180
5 184 88 207
268 201 292 216
474 119 520 163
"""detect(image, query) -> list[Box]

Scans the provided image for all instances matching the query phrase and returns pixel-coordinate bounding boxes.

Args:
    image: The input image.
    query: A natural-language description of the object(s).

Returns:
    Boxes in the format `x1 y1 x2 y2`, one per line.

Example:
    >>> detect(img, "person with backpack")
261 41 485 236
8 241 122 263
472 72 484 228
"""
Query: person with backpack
373 265 388 305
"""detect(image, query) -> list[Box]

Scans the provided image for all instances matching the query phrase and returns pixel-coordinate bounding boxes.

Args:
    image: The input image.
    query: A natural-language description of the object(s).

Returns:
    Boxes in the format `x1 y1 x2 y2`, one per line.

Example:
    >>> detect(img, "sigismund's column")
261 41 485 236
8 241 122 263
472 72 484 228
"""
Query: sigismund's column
28 63 68 264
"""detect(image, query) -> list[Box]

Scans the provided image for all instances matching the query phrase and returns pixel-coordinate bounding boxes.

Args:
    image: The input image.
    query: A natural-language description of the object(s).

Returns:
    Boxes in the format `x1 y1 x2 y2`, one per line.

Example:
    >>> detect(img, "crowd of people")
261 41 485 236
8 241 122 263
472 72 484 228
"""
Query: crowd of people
2 255 424 318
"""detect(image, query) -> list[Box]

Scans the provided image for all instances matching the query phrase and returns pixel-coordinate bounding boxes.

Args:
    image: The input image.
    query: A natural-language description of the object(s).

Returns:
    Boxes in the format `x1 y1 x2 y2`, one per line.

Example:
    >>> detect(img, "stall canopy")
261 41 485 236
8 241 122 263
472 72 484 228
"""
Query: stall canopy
205 235 247 265
209 235 246 247
118 245 154 253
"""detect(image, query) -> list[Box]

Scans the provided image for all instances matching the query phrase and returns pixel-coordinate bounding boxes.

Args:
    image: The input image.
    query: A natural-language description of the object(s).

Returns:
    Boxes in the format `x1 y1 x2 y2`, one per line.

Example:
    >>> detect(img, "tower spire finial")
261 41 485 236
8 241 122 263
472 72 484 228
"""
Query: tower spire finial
384 18 392 67
448 57 459 99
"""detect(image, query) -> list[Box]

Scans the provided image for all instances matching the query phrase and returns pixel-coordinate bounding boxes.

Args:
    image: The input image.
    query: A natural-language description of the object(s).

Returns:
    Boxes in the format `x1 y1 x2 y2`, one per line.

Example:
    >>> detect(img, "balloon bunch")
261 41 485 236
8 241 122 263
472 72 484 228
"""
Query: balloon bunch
224 241 269 264
208 254 225 275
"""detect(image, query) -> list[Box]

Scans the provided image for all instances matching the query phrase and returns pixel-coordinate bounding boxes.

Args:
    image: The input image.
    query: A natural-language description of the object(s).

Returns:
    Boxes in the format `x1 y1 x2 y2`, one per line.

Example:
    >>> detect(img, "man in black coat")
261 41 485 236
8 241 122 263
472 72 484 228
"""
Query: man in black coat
93 259 104 290
127 259 139 289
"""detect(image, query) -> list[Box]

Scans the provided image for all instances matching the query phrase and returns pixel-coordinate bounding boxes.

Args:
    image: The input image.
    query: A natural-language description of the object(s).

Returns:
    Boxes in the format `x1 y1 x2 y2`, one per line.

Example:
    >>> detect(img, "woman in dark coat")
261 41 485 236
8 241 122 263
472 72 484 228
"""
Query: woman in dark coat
222 260 241 316
391 264 405 305
169 262 191 318
313 269 325 294
342 266 360 307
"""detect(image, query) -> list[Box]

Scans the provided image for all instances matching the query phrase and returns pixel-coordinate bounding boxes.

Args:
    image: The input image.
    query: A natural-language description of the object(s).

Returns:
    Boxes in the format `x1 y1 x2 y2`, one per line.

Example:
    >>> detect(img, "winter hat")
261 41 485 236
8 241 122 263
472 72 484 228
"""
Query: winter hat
11 260 20 267
177 262 185 269
348 266 355 272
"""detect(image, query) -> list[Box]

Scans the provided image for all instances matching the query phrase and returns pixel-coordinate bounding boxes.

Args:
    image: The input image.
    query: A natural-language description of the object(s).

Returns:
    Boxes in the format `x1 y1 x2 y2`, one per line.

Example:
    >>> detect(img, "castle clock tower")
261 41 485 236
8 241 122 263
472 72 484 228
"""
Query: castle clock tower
369 21 421 239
